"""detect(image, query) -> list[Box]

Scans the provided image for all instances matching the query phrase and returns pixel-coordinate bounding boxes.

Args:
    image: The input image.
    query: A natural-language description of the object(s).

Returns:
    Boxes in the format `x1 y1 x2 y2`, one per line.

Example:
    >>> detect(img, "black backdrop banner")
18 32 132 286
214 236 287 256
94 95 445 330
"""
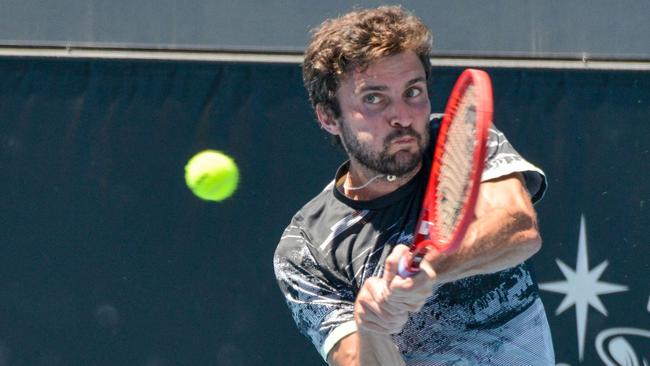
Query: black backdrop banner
1 57 648 365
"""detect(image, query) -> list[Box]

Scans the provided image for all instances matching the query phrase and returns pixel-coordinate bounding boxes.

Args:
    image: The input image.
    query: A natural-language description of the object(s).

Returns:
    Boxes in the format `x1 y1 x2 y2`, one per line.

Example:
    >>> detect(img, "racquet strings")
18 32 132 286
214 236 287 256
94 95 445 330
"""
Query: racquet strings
436 85 478 240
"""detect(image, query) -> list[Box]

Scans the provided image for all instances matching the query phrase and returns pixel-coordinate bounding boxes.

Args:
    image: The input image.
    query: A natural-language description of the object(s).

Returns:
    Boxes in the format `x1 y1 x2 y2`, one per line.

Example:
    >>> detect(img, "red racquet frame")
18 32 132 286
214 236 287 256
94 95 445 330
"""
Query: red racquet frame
398 69 493 276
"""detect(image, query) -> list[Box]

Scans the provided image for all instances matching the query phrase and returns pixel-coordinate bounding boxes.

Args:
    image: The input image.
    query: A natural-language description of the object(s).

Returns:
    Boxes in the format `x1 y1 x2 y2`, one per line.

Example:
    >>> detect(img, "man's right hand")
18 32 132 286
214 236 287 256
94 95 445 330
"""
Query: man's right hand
328 244 439 365
354 244 438 334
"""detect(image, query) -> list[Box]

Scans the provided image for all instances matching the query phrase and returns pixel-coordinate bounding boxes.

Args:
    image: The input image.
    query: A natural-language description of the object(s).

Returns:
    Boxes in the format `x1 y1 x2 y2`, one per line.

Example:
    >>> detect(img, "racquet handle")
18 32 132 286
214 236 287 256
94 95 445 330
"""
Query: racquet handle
397 239 440 277
397 256 417 277
397 253 424 277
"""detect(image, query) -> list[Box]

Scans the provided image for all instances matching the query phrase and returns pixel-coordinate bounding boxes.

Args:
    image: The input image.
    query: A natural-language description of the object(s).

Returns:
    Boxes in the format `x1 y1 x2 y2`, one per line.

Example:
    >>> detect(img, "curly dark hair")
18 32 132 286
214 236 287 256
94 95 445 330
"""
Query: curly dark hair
303 6 433 122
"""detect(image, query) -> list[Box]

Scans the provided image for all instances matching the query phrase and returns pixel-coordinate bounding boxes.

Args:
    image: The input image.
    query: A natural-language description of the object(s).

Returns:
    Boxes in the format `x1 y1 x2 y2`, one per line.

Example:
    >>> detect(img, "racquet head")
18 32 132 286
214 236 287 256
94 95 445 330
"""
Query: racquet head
399 68 493 276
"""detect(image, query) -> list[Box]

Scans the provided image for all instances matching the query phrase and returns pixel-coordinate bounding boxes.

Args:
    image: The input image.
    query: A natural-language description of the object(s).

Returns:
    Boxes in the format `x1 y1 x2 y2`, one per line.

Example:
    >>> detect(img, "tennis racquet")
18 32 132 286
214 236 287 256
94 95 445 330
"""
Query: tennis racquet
398 68 493 277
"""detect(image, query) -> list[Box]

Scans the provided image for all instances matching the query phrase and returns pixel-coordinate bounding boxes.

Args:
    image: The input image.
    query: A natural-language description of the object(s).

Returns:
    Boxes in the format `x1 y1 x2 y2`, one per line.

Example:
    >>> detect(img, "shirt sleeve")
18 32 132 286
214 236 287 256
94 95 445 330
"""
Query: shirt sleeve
273 217 357 361
482 124 547 204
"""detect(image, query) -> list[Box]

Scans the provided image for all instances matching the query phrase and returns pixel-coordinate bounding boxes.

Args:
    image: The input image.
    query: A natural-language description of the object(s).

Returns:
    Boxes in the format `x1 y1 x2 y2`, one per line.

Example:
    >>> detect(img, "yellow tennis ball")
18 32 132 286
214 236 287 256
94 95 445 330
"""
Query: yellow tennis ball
185 150 239 201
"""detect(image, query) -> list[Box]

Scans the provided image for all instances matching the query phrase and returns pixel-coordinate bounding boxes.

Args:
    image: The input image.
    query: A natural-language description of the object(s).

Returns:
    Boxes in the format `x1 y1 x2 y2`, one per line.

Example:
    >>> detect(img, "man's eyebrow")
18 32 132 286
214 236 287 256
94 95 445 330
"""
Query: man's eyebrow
406 76 427 86
357 84 388 93
357 77 427 93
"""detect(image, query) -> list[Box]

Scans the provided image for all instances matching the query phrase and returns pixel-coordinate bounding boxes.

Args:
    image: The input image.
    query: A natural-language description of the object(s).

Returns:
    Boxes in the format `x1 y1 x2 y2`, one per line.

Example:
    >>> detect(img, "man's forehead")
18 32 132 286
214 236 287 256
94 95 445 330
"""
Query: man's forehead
344 54 426 92
342 52 426 84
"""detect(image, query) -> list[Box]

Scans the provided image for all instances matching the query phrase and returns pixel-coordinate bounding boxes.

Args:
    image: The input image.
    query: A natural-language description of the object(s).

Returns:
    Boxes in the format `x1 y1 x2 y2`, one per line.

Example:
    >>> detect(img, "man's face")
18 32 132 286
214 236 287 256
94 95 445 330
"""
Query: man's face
325 51 431 177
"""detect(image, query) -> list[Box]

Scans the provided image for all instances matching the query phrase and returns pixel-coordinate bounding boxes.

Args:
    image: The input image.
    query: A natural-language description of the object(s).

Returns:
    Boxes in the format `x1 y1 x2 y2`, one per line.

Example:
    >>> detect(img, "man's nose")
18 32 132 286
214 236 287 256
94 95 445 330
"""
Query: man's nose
387 100 413 128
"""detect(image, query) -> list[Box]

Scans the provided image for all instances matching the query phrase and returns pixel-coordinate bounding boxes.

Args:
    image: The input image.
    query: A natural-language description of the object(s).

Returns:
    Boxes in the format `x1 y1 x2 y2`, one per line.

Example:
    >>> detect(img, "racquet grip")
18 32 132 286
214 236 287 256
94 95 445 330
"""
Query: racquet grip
397 256 419 277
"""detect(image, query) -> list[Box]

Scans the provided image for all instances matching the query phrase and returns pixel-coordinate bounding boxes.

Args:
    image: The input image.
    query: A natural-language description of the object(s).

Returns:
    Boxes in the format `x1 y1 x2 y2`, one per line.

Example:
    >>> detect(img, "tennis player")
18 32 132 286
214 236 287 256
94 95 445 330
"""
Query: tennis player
274 6 555 365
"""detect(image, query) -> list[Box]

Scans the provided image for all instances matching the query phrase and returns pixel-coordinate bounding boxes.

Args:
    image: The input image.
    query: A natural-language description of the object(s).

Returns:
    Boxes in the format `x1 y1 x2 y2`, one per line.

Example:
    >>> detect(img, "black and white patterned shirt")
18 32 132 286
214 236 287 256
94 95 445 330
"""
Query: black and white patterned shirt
274 117 555 365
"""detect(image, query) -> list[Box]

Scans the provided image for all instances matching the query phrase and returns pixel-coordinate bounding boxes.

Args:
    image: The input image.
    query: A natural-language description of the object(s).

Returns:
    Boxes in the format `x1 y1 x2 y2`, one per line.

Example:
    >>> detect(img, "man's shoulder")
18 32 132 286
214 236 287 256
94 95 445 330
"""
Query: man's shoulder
294 180 338 224
275 181 339 253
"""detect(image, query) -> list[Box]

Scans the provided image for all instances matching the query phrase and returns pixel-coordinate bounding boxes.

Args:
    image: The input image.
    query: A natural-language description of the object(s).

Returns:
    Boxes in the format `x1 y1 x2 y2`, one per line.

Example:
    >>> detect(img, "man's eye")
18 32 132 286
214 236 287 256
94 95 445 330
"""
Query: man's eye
363 94 383 104
406 87 422 98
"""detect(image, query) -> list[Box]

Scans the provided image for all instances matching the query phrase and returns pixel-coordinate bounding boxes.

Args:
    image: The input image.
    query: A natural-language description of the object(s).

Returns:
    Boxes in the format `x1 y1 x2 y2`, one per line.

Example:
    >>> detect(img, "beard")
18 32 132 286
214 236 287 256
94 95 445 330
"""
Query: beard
339 120 429 177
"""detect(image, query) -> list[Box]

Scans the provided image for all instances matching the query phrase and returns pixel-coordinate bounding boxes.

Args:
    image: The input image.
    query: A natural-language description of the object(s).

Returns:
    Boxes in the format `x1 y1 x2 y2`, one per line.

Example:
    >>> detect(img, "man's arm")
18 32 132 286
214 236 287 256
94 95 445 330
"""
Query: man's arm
328 331 404 366
327 245 437 366
327 172 542 365
426 172 542 284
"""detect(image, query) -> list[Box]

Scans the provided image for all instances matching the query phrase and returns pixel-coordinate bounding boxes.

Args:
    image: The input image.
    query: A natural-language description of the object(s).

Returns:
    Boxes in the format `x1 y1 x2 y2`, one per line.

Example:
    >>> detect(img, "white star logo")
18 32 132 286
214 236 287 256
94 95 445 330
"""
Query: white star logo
539 215 628 361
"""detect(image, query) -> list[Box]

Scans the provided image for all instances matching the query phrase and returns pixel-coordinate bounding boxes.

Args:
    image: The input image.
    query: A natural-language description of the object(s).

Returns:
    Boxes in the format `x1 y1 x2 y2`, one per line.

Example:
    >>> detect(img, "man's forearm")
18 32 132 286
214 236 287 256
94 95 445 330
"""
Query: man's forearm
358 330 405 366
329 331 405 366
429 207 541 284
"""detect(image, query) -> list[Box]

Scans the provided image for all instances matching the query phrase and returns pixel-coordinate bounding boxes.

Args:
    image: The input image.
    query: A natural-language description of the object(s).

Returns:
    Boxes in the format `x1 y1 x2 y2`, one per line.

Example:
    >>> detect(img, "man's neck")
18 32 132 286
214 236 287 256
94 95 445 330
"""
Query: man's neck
340 161 421 201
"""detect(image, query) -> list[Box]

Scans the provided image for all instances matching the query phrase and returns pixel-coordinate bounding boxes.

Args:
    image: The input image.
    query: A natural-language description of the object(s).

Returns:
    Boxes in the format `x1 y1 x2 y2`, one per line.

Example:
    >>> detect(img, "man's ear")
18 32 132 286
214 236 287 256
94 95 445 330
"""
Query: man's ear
316 104 341 136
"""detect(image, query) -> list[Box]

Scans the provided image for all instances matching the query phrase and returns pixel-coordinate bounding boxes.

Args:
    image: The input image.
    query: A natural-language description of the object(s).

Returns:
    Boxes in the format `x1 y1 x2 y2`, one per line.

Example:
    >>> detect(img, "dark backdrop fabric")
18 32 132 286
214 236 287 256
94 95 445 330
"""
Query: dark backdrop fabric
0 57 648 365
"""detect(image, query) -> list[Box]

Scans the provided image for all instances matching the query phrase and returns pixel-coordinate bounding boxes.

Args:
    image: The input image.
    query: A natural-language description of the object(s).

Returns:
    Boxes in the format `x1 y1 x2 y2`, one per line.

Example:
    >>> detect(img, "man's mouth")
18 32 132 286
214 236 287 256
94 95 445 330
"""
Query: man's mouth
392 136 416 145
